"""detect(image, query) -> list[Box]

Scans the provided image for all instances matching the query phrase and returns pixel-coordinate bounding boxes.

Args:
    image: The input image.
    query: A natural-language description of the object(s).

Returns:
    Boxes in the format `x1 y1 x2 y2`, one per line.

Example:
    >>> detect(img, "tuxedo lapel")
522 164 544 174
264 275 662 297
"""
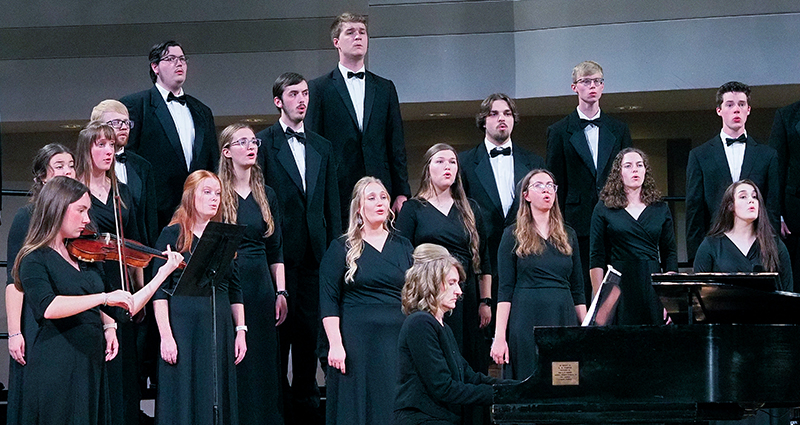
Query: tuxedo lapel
362 72 376 134
596 118 616 180
149 88 187 169
710 136 734 185
474 150 503 217
739 137 758 179
331 70 359 129
186 97 205 170
513 149 531 186
568 117 596 178
272 127 305 194
305 140 321 203
125 163 144 203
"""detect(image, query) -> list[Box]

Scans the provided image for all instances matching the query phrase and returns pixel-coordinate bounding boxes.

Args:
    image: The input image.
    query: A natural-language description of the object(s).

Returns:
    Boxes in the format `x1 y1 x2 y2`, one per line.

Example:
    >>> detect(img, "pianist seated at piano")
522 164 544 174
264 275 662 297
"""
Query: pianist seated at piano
395 244 512 425
694 180 793 291
491 169 586 378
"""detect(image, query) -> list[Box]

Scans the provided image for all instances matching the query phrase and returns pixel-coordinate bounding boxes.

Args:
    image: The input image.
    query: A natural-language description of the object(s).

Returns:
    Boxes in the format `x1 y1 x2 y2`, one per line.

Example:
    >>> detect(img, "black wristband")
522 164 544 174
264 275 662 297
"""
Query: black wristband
276 290 289 299
480 297 493 307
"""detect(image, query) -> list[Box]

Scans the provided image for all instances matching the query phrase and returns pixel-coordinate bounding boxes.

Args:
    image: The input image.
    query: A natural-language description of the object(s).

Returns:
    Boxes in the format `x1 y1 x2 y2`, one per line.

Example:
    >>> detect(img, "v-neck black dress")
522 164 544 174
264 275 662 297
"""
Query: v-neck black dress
234 189 285 424
590 201 678 325
497 225 585 379
152 224 243 425
395 198 491 371
694 235 793 291
19 247 128 425
320 233 414 425
89 184 142 425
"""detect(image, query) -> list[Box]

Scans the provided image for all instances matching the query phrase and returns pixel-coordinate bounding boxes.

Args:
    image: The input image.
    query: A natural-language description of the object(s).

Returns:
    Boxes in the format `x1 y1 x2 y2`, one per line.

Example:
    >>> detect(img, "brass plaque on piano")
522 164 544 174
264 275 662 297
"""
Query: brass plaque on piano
552 361 579 386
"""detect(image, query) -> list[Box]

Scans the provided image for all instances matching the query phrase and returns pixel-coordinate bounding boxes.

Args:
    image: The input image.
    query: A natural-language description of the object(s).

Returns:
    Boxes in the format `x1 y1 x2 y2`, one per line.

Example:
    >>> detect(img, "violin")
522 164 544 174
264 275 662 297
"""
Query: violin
67 231 186 270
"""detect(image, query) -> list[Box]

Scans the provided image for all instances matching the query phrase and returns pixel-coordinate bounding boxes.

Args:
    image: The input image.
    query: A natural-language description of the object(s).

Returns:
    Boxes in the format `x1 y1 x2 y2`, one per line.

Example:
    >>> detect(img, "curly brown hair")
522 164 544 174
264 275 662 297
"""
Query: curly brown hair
599 147 662 209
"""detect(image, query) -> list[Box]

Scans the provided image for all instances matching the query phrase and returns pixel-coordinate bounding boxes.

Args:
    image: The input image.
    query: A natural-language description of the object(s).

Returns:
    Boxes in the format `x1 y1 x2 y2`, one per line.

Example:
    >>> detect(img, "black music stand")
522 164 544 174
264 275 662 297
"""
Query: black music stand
164 222 244 425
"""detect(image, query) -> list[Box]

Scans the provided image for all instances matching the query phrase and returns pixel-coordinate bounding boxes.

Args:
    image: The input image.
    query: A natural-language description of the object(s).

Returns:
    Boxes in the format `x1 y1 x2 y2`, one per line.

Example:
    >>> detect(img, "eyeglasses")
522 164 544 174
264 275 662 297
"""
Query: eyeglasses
528 182 558 193
228 138 262 148
160 55 187 64
574 78 604 87
106 119 134 130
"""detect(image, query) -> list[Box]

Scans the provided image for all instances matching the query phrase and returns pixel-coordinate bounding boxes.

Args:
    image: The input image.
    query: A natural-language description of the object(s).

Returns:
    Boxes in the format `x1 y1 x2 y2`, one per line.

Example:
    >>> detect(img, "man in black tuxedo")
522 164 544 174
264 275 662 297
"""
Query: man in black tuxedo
307 12 410 226
546 61 632 299
121 40 219 232
769 97 800 291
91 99 159 247
256 72 340 425
459 93 545 322
686 81 780 261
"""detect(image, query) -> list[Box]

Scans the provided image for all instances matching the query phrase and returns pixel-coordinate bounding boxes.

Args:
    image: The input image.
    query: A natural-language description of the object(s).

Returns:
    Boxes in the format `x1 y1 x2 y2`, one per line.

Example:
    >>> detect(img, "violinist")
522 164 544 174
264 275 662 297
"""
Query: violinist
12 176 183 425
74 121 143 425
152 170 247 425
5 143 75 425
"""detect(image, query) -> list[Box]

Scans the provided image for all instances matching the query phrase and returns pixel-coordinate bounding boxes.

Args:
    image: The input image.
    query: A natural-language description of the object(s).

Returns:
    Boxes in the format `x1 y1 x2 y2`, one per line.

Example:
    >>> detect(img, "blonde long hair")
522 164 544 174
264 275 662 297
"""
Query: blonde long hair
514 169 572 257
217 123 275 237
169 171 223 253
344 177 394 283
401 244 465 317
415 143 481 273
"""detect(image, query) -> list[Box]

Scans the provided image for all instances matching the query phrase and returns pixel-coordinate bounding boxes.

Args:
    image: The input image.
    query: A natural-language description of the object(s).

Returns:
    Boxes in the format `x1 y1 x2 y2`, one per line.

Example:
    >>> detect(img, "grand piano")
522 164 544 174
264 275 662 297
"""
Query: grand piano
492 273 800 423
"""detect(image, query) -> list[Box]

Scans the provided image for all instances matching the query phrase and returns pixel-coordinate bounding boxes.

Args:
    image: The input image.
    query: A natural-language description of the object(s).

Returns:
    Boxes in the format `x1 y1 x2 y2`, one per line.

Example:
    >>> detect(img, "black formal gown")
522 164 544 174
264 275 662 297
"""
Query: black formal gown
497 225 585 379
694 235 794 292
320 233 414 425
394 311 499 425
234 189 284 424
590 201 678 325
89 184 141 425
5 205 36 425
19 248 128 425
153 224 241 425
395 198 490 371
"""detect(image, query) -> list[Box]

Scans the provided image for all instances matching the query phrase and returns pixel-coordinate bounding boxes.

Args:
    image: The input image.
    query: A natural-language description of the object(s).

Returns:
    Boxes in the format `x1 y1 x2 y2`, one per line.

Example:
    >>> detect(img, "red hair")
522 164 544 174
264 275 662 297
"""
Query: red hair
169 170 222 252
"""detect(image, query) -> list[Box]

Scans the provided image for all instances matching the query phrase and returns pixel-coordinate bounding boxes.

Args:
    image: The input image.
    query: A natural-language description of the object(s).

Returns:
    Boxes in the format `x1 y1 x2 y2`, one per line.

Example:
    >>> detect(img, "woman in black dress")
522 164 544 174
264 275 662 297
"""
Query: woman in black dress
153 170 247 425
589 148 678 325
395 143 491 371
13 176 182 425
395 244 502 425
694 180 793 291
218 123 287 424
75 121 144 424
321 176 414 425
5 143 75 425
491 169 586 379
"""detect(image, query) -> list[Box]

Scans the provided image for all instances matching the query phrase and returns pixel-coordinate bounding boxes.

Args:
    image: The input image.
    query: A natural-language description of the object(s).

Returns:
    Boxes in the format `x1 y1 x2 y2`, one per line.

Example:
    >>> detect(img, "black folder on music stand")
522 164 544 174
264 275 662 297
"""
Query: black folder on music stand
162 221 245 297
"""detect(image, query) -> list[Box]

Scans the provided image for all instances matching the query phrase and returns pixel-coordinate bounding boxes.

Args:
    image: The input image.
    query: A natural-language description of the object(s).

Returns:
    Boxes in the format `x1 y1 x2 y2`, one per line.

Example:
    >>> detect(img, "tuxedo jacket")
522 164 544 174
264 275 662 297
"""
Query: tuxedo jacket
120 86 219 229
255 122 341 267
685 135 780 260
546 110 632 237
307 68 411 205
459 142 545 274
123 152 159 247
769 99 800 232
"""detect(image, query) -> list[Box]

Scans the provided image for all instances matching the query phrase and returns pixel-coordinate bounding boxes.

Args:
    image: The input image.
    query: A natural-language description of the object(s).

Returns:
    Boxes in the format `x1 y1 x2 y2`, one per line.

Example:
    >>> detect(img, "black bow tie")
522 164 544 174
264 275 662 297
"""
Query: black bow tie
725 134 747 146
115 152 127 164
285 128 306 143
490 147 512 158
347 71 365 79
580 118 602 129
167 92 187 105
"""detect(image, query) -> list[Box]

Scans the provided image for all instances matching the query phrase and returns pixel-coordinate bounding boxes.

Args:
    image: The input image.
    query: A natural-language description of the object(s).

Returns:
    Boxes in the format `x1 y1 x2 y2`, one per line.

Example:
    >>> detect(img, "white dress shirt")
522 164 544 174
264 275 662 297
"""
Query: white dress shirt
279 119 307 192
338 62 366 130
114 147 128 184
577 107 600 169
484 139 515 217
720 129 747 182
155 83 195 170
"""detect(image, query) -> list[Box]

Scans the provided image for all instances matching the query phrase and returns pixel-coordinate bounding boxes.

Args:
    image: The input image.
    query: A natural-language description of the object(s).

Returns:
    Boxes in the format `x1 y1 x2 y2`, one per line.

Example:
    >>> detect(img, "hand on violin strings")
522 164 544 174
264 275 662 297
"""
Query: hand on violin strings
105 289 135 312
159 245 184 274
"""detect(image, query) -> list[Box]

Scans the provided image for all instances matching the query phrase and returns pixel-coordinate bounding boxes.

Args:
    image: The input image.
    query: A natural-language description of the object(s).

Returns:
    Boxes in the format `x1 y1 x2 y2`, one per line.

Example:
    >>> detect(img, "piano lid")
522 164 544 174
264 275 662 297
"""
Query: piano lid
652 273 800 325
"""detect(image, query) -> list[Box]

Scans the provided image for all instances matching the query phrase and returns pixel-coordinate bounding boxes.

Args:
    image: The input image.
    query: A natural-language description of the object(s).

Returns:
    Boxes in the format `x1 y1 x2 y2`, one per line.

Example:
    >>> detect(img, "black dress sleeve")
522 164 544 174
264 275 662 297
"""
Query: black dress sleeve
404 314 494 405
496 226 517 303
658 203 679 272
470 199 492 276
265 186 284 265
6 206 32 286
589 202 608 270
567 228 586 305
692 237 716 273
152 225 181 302
319 238 347 319
394 199 420 245
18 251 57 322
777 238 794 292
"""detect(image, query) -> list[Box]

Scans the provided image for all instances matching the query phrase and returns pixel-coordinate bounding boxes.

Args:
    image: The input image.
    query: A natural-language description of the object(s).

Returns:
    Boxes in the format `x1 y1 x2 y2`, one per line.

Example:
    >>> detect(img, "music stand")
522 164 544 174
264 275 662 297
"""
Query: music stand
582 265 622 326
163 222 244 425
